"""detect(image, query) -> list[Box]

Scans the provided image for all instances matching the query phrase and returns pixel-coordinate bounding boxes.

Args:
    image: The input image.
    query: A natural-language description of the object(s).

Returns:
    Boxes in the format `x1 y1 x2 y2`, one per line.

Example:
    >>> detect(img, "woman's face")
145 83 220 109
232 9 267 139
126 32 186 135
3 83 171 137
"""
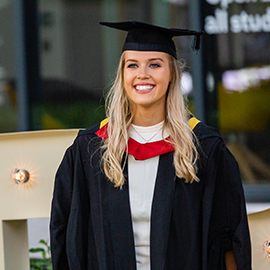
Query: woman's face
123 51 171 111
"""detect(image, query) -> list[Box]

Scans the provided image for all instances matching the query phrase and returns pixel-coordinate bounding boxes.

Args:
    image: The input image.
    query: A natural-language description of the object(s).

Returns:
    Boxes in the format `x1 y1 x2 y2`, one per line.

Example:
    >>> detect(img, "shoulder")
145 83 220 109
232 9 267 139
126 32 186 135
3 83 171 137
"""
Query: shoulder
69 120 106 152
189 115 221 142
191 119 225 161
77 118 108 138
192 121 222 142
77 122 101 137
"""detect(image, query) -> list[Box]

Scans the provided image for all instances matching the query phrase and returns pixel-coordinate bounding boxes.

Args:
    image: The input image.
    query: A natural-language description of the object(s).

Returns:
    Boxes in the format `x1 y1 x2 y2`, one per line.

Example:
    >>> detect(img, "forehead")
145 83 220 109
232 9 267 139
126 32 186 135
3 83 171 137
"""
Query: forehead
124 50 169 61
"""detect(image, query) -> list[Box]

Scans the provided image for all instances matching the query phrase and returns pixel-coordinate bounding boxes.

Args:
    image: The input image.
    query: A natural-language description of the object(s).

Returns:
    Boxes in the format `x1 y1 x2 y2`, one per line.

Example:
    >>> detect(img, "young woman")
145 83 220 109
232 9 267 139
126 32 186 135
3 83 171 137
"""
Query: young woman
50 21 251 270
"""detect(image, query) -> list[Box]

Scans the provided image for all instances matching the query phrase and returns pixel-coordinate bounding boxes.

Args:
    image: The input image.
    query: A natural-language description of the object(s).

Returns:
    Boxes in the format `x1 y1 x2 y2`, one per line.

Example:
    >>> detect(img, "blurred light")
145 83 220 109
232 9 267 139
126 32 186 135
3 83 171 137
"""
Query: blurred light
262 240 270 258
206 72 215 93
222 65 270 92
12 168 30 184
181 72 193 95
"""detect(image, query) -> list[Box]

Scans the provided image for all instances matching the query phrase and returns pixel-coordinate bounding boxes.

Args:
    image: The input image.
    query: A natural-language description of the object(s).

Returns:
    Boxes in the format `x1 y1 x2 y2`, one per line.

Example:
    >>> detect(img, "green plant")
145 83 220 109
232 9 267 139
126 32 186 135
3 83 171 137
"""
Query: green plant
29 239 52 270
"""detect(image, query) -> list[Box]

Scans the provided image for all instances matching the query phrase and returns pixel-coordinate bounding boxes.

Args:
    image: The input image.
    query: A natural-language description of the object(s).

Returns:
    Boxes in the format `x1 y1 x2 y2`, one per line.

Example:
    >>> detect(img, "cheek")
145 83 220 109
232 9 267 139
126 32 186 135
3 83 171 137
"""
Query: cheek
123 80 132 99
123 73 131 88
160 72 171 89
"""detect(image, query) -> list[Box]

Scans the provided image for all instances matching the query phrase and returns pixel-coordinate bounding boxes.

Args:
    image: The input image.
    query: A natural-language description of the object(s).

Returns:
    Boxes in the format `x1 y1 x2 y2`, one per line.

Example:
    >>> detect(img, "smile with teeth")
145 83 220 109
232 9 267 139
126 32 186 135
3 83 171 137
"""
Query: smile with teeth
134 85 155 91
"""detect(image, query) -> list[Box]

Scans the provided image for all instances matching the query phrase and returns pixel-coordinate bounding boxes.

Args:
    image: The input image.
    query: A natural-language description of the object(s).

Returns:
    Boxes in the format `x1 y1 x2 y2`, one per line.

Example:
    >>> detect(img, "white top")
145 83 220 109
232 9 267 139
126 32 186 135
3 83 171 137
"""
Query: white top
128 122 169 270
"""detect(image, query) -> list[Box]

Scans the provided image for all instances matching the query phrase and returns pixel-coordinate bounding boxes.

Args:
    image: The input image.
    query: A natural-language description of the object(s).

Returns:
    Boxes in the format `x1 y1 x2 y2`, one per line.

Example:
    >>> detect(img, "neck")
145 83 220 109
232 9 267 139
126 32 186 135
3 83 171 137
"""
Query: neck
132 107 165 127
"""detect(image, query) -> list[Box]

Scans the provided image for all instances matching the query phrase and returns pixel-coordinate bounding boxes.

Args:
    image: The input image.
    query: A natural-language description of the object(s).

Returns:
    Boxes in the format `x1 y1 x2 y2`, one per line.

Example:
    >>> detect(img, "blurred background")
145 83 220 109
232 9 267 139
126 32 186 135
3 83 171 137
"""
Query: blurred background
0 0 270 202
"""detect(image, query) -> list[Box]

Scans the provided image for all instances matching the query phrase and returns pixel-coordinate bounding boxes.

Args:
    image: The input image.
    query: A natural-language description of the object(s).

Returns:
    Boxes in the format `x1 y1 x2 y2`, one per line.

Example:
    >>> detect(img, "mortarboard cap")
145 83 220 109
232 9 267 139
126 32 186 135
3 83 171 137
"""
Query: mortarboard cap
100 21 204 59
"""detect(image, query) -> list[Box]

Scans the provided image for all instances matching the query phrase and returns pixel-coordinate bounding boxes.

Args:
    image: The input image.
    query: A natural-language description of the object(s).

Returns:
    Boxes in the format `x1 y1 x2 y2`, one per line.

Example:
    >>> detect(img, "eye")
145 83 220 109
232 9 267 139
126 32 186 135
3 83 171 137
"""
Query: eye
150 63 161 68
127 63 138 68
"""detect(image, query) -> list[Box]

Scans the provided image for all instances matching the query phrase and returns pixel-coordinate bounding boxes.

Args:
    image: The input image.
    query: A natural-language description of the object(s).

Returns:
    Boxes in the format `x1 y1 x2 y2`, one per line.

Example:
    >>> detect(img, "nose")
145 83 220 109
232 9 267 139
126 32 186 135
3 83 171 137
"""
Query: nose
137 66 150 79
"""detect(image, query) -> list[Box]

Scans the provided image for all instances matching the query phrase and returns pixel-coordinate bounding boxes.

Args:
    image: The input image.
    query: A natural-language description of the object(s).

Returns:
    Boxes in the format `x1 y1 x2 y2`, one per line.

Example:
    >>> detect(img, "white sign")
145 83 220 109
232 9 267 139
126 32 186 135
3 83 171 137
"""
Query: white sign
204 0 270 34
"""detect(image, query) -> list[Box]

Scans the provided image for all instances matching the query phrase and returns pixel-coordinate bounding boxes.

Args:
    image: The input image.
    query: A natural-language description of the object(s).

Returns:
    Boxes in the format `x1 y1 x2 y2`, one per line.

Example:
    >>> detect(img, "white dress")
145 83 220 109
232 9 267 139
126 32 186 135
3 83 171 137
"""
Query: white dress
128 121 169 270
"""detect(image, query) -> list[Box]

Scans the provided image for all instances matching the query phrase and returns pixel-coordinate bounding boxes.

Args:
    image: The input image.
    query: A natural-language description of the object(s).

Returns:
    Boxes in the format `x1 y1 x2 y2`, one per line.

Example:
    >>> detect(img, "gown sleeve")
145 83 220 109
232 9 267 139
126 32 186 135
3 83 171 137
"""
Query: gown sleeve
50 144 75 270
204 138 251 270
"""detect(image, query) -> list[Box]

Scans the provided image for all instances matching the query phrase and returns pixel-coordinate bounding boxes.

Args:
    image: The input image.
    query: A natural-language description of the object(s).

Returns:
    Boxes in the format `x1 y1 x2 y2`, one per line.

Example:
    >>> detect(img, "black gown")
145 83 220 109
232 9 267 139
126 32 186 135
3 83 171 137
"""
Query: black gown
50 118 251 270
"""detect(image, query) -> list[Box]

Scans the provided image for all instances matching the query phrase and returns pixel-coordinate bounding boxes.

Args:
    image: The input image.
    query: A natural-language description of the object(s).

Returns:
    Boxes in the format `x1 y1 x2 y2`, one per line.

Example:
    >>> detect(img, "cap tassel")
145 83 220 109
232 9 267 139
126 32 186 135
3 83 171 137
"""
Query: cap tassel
193 34 202 51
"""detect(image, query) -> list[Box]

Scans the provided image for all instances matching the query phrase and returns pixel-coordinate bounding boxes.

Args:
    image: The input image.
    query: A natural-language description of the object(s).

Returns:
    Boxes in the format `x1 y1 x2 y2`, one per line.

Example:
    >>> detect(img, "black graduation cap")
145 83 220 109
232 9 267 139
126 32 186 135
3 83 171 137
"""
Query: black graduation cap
100 21 204 59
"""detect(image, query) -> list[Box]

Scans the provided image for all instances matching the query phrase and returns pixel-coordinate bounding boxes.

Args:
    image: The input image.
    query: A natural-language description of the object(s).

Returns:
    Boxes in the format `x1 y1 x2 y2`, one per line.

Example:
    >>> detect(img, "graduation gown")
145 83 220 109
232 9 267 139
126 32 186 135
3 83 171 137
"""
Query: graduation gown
50 119 251 270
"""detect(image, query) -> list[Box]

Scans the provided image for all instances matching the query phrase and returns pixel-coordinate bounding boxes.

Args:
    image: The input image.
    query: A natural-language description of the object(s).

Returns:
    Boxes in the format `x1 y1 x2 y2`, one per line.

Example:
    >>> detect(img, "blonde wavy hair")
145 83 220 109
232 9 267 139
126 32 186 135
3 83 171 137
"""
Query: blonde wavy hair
101 52 199 187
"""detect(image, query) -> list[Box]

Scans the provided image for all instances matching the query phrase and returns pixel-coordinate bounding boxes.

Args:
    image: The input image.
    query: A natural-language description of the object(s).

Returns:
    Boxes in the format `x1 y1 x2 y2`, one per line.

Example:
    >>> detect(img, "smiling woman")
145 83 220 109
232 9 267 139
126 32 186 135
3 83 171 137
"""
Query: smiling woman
50 21 251 270
123 51 171 125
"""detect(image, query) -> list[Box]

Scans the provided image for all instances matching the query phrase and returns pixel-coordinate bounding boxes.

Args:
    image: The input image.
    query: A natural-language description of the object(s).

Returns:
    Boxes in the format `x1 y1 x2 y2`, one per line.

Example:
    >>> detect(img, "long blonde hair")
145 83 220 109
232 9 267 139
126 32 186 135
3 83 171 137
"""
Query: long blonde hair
101 52 199 187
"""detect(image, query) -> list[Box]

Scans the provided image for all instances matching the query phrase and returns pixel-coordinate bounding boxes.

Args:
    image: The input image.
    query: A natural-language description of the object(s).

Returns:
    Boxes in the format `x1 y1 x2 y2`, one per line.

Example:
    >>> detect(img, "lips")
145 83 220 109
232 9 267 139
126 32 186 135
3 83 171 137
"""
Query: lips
134 84 155 93
135 85 154 90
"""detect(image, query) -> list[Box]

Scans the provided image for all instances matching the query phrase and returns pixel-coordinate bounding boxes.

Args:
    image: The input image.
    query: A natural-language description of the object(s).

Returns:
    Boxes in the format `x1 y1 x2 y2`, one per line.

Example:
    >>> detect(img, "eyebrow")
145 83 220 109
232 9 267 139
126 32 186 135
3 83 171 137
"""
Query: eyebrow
125 58 165 63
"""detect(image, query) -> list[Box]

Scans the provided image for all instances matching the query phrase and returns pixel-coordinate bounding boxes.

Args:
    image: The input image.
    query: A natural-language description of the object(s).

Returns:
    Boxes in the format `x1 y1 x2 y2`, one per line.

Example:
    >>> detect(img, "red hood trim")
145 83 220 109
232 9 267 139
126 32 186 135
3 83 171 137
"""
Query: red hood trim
95 123 174 160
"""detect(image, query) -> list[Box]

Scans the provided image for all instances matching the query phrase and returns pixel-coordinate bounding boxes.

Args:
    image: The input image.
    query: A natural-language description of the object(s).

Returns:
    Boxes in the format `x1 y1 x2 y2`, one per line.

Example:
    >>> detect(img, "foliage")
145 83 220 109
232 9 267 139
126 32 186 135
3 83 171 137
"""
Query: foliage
29 239 52 270
0 98 105 132
41 100 105 129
